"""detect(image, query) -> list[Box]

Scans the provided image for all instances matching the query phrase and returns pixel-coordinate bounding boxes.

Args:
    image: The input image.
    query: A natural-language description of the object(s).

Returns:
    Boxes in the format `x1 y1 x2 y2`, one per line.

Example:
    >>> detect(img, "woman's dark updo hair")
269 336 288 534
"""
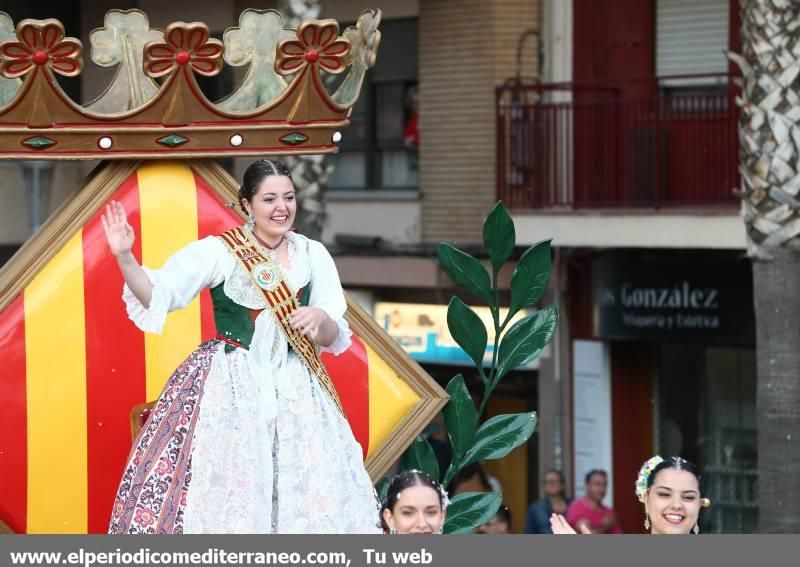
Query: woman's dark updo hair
238 159 292 213
380 470 445 532
647 456 701 490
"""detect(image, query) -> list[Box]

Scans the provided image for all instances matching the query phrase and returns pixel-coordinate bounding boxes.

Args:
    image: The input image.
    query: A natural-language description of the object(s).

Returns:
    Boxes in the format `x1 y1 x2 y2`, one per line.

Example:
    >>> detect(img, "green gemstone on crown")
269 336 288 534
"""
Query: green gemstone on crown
156 134 189 147
280 132 308 145
22 136 56 149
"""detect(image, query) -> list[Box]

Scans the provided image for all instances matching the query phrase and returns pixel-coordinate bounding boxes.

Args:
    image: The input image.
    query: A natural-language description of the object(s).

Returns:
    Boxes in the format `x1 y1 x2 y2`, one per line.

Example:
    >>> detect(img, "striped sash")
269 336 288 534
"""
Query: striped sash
216 227 344 416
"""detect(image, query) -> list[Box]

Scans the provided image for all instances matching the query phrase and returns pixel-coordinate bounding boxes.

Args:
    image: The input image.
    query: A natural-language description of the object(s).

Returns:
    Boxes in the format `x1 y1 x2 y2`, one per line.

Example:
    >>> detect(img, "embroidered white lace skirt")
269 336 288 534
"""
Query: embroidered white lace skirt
179 346 381 533
110 341 381 534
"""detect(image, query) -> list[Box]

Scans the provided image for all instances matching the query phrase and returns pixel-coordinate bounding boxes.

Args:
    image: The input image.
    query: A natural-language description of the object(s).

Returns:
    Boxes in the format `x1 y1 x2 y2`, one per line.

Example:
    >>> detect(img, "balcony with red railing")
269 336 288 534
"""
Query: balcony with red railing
496 74 740 210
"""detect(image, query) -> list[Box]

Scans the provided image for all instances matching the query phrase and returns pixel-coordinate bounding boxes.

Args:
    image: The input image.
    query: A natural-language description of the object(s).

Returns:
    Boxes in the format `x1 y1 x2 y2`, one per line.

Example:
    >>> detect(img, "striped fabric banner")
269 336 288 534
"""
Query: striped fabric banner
0 161 421 534
24 232 88 534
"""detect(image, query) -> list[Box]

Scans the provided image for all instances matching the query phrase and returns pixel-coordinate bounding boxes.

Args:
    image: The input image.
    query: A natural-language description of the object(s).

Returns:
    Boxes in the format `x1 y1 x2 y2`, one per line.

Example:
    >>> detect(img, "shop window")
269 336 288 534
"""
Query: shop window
655 343 757 534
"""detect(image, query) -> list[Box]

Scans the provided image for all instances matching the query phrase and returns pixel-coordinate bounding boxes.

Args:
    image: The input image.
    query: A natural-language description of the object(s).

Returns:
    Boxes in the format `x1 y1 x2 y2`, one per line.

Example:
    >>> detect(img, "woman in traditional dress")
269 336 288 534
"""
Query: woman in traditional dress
380 470 448 534
550 456 711 535
104 159 381 534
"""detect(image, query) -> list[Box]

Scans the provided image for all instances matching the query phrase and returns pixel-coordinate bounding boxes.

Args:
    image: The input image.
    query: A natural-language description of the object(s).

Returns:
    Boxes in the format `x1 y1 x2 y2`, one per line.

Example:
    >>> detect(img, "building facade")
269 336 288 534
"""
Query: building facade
505 0 756 533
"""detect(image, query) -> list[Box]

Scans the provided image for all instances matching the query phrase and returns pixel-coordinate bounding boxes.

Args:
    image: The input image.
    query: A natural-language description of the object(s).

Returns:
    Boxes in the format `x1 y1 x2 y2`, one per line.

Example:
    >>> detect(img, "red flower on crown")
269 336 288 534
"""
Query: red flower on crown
0 19 82 79
275 20 350 76
143 22 223 78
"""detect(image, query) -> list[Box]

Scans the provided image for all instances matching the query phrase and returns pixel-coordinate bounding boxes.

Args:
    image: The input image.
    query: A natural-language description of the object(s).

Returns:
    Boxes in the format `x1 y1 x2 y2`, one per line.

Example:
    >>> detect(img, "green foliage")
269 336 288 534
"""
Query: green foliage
508 240 552 321
496 305 558 382
483 202 516 274
402 435 440 482
443 375 478 460
438 243 494 307
376 477 390 505
443 492 502 534
447 298 489 370
395 201 558 535
461 412 538 468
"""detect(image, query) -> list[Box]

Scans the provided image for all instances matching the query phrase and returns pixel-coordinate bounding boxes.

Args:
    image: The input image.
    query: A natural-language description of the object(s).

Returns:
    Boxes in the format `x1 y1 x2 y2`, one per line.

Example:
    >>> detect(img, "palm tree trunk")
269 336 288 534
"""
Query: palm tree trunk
735 0 800 532
752 249 800 533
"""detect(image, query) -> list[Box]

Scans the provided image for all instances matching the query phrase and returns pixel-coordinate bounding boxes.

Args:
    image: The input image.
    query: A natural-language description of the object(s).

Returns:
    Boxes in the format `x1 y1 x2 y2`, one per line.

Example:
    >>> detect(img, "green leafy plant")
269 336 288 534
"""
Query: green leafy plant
399 202 558 534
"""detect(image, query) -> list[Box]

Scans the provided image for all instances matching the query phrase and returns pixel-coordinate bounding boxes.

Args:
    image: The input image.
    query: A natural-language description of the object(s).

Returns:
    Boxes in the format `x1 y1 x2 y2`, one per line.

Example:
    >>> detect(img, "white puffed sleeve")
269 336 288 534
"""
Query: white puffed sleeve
307 240 352 355
123 236 229 334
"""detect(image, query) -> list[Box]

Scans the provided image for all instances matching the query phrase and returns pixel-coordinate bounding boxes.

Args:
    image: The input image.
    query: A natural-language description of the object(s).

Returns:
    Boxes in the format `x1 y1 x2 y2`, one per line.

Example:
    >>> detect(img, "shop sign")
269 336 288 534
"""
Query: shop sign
374 302 539 369
592 255 755 343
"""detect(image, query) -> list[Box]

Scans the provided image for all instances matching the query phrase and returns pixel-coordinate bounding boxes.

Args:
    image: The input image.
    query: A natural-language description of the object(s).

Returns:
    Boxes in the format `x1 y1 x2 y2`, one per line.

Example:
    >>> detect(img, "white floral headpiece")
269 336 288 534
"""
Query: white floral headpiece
635 455 664 502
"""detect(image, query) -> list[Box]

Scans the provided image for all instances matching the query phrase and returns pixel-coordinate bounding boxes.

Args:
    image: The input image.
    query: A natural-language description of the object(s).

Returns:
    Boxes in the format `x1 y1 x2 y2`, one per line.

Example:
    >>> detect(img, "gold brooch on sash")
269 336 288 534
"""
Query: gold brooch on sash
252 262 280 291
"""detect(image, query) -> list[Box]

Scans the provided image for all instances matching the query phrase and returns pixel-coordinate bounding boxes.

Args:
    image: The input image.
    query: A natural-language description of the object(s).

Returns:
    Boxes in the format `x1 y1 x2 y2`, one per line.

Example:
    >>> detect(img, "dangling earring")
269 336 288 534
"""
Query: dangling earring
644 515 650 531
693 523 699 535
389 525 397 535
246 213 255 230
437 526 443 534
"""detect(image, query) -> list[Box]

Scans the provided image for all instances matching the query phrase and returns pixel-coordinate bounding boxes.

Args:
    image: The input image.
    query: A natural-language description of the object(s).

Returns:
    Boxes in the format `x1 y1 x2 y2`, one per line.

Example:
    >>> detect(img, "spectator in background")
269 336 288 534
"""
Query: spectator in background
565 469 622 534
476 505 512 534
524 469 571 534
402 85 419 185
403 85 419 150
449 462 502 496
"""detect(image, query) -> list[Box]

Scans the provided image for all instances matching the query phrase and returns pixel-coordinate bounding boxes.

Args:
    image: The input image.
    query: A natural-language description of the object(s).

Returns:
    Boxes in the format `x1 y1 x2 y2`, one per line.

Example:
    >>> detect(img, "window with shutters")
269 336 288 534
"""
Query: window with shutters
656 0 729 87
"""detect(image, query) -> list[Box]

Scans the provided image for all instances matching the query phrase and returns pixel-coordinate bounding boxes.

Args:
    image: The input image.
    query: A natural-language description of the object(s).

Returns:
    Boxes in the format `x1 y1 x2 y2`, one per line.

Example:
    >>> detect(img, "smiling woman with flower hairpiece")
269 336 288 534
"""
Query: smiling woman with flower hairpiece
103 159 381 534
550 456 712 535
381 470 449 535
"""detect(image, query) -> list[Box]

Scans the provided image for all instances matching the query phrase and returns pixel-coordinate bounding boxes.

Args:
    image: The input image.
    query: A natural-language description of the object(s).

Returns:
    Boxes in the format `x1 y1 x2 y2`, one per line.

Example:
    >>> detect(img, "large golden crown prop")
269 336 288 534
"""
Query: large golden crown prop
0 8 381 159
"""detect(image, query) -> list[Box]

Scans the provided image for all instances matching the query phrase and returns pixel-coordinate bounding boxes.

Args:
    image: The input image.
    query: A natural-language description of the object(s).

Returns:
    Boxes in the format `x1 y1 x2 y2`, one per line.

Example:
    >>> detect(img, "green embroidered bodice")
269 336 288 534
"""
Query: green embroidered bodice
211 282 311 353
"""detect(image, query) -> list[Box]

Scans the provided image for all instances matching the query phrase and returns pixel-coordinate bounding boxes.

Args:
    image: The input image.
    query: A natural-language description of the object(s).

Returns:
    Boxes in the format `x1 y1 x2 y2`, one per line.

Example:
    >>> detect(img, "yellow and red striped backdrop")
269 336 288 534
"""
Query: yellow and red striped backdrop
0 161 419 534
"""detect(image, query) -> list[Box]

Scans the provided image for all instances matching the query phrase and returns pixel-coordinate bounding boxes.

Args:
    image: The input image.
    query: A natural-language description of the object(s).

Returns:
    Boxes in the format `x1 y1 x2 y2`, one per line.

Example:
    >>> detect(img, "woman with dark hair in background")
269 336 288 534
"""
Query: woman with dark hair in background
524 469 571 534
104 159 381 534
550 456 711 535
381 470 448 534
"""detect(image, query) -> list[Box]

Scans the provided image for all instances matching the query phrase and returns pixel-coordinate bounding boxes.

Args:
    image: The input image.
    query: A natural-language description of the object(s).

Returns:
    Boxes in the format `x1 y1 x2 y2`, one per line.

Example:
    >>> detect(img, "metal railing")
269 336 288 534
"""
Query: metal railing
496 74 740 209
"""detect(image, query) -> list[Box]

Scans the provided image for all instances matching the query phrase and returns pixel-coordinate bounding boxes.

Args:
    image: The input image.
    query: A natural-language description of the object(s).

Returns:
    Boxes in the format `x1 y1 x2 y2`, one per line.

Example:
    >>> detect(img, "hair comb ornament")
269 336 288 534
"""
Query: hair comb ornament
0 8 381 160
635 455 664 502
